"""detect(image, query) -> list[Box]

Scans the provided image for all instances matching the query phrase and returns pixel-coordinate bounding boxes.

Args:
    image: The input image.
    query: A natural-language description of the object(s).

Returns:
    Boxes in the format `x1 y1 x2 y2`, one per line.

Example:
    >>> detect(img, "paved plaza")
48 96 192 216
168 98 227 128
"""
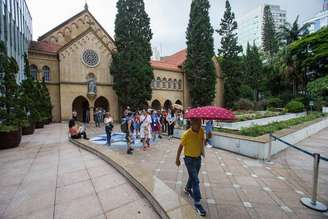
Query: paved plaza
0 123 328 219
0 124 159 219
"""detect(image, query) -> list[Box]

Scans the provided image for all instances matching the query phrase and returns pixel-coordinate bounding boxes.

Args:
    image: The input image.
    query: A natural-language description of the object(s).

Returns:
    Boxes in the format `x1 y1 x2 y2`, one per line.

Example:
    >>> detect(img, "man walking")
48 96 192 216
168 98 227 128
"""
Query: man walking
175 118 206 217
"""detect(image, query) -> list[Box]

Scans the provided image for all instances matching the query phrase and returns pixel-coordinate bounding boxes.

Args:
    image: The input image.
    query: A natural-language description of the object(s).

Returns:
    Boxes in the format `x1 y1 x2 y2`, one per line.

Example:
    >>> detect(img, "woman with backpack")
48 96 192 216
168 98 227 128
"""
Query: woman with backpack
104 112 113 146
140 110 151 150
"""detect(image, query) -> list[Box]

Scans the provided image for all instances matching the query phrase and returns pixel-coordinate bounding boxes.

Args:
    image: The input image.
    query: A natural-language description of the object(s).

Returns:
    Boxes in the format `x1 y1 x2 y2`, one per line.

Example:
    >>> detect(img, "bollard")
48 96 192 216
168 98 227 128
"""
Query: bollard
300 153 328 212
265 133 273 164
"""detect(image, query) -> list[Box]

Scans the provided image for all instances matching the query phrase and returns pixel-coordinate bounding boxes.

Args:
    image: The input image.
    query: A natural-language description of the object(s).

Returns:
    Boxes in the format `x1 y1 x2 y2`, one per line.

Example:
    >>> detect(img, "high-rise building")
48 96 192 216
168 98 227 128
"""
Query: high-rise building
304 0 328 33
0 0 32 82
238 4 286 51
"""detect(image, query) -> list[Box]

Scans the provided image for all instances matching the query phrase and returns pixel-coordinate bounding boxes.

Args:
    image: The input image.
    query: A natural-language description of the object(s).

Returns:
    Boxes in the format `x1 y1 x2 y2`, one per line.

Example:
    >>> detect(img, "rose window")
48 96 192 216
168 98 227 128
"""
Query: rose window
82 49 99 67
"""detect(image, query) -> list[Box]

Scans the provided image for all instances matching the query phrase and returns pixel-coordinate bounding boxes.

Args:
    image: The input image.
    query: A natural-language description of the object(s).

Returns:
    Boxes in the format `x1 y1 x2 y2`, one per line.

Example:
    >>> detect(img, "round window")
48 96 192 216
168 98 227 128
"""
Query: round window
82 49 99 67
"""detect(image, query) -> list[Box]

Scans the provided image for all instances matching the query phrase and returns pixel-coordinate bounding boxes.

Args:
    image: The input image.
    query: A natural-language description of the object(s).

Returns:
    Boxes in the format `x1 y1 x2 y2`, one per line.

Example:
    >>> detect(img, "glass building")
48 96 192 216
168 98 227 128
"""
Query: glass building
238 4 287 51
304 0 328 33
0 0 32 82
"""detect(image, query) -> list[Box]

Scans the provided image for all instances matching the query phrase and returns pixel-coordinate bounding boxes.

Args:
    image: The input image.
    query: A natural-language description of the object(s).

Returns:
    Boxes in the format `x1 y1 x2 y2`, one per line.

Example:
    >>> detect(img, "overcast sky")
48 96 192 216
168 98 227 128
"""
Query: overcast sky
27 0 322 56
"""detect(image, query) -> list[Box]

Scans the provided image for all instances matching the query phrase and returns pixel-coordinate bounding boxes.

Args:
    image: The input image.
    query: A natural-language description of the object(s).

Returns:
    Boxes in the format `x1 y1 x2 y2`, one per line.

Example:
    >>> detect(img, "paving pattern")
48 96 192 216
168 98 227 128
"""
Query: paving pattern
0 123 159 219
87 125 328 219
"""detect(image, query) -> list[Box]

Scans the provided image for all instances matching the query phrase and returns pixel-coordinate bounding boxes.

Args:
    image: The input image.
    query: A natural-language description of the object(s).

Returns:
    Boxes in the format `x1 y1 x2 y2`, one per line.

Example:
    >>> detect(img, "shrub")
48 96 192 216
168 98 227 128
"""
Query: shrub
233 98 254 111
267 97 283 108
239 85 254 100
240 112 324 137
285 100 304 113
254 99 267 111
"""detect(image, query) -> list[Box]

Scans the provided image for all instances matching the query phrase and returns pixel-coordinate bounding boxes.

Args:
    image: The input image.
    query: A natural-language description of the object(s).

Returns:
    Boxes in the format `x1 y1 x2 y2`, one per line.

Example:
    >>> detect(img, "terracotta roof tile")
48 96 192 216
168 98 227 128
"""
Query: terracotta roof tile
160 48 187 67
150 60 182 72
151 48 186 72
29 41 61 55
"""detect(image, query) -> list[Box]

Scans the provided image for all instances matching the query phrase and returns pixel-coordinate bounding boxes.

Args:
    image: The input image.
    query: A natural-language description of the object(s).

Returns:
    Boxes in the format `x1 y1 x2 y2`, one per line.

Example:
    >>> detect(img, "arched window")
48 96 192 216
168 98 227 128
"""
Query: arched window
156 77 161 88
151 79 155 88
168 78 172 89
30 65 38 80
173 79 177 89
162 78 167 88
42 66 50 81
178 79 182 90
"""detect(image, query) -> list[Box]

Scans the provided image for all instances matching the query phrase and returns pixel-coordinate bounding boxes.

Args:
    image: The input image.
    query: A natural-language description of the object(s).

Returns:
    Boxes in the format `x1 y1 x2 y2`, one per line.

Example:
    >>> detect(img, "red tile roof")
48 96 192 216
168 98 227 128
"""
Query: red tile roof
150 60 182 72
151 48 187 72
160 48 187 67
29 41 61 55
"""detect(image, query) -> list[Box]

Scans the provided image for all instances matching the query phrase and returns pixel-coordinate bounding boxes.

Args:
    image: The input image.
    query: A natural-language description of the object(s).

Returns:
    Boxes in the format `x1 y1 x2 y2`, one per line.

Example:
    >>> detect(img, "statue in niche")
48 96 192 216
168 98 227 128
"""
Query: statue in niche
88 77 97 94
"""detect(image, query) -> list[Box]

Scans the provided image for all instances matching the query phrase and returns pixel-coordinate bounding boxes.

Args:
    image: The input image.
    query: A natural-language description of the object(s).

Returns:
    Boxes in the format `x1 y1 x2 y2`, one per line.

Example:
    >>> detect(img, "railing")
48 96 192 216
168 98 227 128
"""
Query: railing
267 133 328 212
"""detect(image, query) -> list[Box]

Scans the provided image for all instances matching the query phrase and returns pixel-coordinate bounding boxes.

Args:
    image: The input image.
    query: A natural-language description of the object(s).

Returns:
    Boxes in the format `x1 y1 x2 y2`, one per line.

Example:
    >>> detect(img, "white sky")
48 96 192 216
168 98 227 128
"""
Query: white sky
26 0 322 56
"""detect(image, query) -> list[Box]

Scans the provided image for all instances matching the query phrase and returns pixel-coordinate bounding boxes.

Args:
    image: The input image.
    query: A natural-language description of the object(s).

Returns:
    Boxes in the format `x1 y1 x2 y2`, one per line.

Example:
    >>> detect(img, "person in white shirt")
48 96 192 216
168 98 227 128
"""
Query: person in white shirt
140 110 152 150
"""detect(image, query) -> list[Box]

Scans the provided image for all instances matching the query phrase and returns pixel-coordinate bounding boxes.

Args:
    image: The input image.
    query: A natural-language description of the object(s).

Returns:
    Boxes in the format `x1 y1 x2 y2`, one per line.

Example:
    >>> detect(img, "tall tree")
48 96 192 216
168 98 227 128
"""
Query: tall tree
243 43 264 101
277 16 310 46
262 5 278 59
111 0 153 111
217 0 242 107
0 41 24 131
184 0 216 107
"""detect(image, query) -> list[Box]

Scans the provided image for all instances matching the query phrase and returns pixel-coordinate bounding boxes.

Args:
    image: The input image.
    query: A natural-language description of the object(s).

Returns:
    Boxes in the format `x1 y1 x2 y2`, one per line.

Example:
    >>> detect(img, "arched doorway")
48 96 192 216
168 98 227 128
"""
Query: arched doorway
164 100 172 110
72 96 89 122
175 100 182 105
151 99 161 110
94 96 109 112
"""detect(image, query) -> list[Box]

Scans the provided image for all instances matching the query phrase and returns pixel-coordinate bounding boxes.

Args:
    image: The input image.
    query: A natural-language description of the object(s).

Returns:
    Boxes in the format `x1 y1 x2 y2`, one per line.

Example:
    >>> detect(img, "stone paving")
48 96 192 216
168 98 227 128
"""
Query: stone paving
87 125 328 219
0 123 159 219
1 123 328 219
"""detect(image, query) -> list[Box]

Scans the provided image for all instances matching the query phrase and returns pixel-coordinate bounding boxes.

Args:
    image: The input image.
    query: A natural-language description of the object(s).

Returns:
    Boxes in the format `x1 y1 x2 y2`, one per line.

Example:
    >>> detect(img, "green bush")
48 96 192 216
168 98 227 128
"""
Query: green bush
254 99 267 111
240 112 324 137
267 97 283 108
233 98 254 111
285 100 304 113
239 85 254 100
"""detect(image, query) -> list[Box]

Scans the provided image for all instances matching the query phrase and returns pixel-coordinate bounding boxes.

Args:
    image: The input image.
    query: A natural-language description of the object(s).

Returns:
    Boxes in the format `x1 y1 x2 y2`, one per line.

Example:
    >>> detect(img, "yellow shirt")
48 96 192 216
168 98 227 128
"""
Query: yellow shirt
181 128 204 157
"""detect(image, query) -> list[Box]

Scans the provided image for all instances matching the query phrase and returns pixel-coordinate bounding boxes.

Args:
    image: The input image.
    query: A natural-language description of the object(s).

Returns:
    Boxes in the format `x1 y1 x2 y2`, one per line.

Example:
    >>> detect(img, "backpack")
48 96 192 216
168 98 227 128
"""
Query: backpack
121 116 134 133
121 116 128 133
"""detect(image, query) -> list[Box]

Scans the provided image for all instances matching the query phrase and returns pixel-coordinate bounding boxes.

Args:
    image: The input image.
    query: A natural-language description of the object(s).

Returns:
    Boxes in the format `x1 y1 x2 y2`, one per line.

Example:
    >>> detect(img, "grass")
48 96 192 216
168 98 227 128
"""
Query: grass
214 112 327 137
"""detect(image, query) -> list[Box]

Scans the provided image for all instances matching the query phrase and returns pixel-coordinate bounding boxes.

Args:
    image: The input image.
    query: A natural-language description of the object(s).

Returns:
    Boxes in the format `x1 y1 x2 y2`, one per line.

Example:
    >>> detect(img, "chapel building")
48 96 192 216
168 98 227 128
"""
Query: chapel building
28 5 223 122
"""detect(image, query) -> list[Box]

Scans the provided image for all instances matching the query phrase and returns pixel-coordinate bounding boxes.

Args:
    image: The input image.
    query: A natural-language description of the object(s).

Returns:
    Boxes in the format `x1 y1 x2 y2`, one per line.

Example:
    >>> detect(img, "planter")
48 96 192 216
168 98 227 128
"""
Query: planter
0 128 22 149
35 121 44 129
22 122 35 135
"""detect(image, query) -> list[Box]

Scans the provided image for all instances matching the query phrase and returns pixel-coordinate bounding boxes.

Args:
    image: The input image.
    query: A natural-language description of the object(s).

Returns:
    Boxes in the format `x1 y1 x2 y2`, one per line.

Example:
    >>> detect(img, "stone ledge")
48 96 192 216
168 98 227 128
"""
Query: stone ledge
69 139 201 219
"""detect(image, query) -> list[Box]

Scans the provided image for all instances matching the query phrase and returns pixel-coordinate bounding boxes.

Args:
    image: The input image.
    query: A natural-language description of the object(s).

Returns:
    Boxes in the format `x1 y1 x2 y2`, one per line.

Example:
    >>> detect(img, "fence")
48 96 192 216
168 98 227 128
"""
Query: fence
267 133 328 212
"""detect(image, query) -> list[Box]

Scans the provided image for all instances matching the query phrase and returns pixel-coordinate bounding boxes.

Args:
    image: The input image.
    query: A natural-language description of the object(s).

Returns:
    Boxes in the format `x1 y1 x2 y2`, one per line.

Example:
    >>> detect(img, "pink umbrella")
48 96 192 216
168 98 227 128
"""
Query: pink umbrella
184 106 235 121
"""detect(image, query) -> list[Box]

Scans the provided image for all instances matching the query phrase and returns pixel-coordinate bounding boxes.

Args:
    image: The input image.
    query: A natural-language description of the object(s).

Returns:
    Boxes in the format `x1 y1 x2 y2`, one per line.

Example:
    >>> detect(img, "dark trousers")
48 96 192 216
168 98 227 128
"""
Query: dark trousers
71 131 87 139
105 126 112 145
184 156 202 204
168 123 175 136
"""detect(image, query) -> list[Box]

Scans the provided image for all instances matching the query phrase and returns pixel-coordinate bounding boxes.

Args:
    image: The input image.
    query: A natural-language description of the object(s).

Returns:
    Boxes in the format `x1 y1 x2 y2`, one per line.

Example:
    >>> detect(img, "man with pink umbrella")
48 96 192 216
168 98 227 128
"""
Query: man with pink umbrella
175 106 234 217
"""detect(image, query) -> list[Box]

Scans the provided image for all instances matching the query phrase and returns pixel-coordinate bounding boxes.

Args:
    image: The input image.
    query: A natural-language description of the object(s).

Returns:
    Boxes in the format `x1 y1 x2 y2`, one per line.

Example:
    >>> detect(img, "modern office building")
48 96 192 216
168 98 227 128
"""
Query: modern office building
238 4 286 51
304 0 328 33
0 0 32 82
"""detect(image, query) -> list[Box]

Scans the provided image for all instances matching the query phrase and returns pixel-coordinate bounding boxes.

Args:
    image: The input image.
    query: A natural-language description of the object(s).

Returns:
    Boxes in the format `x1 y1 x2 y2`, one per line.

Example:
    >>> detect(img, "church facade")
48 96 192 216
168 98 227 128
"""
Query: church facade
28 6 223 122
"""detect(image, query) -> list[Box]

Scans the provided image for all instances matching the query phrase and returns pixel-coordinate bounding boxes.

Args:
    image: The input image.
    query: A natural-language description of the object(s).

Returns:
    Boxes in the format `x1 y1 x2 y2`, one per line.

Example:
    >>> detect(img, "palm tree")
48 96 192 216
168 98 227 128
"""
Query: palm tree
278 16 310 45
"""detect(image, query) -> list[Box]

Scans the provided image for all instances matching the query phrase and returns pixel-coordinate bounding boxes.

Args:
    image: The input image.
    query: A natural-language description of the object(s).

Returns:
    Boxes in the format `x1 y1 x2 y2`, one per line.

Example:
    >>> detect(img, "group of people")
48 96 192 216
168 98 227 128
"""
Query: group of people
120 107 180 154
69 106 213 217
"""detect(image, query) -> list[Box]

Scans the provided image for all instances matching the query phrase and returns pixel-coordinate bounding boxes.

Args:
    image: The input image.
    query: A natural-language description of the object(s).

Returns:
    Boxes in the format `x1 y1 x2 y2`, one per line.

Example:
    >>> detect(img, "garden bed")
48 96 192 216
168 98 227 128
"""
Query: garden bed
214 112 325 137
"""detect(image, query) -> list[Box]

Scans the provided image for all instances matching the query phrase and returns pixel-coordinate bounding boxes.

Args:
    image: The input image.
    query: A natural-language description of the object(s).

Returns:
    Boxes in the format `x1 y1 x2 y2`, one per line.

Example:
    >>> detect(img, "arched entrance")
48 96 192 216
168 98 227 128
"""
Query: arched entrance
151 99 161 110
175 100 182 105
72 96 89 122
94 96 109 112
164 100 172 110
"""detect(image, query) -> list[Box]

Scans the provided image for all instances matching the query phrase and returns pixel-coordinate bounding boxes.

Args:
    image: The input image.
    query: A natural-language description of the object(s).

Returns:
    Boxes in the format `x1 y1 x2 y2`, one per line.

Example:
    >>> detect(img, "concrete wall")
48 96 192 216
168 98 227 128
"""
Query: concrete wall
174 117 328 160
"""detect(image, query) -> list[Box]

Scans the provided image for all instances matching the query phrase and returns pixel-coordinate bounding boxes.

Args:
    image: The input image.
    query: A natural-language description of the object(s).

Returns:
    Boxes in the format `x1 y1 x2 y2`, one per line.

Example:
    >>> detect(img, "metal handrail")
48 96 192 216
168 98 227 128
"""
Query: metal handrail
266 133 328 212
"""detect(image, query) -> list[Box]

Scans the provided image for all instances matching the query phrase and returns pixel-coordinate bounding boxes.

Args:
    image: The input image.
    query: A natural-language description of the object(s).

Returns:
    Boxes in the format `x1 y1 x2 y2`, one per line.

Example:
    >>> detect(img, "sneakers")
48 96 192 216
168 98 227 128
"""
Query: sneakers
194 204 206 217
184 187 193 198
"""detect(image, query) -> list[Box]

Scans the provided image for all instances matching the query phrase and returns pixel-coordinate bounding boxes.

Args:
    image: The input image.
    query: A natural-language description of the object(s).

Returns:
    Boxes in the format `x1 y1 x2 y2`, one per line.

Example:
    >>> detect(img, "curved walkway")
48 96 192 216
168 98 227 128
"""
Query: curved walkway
0 123 159 219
